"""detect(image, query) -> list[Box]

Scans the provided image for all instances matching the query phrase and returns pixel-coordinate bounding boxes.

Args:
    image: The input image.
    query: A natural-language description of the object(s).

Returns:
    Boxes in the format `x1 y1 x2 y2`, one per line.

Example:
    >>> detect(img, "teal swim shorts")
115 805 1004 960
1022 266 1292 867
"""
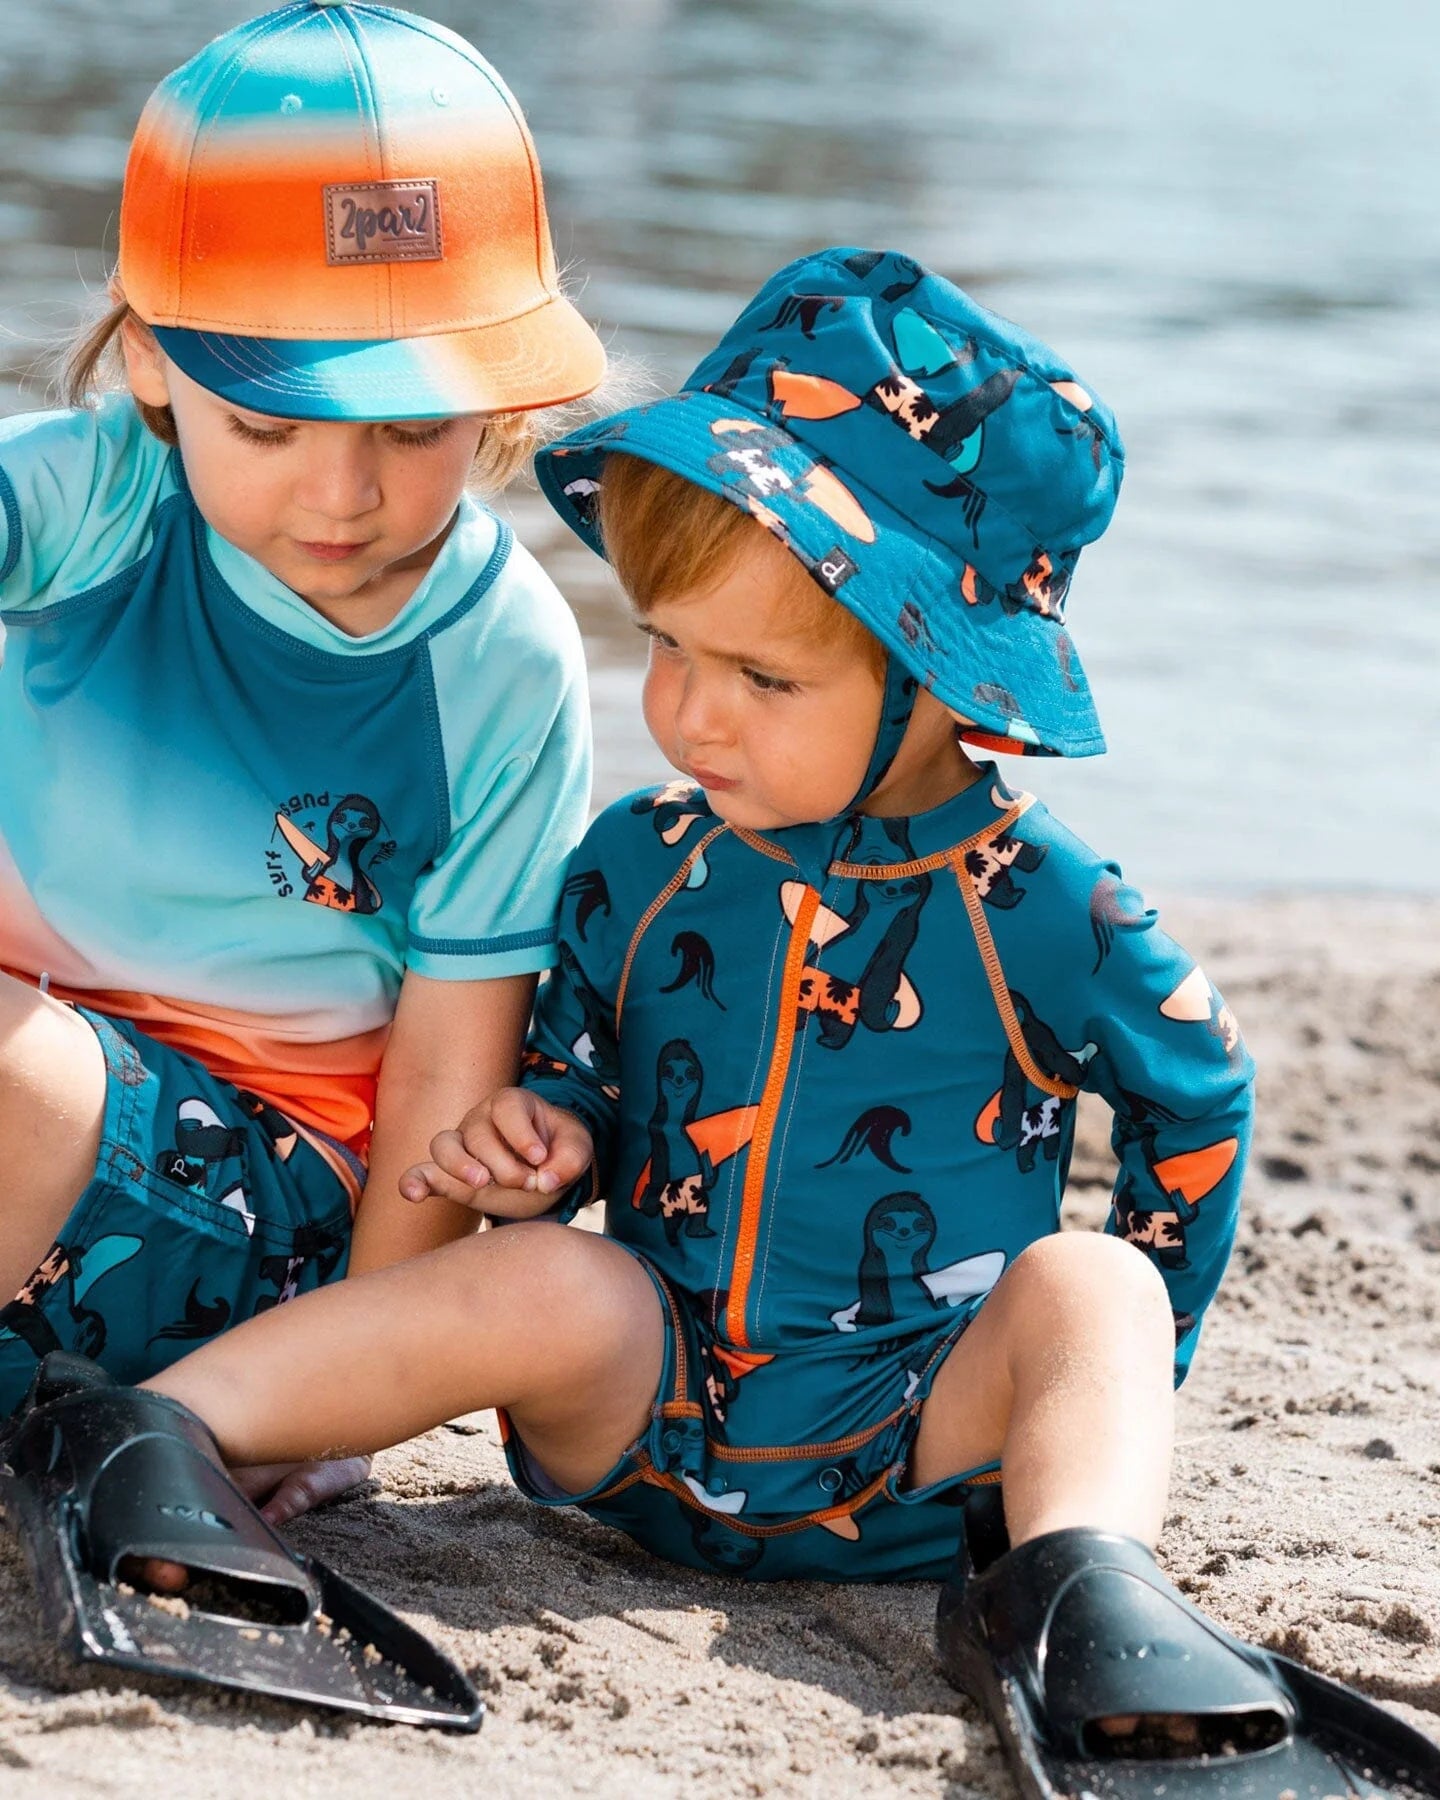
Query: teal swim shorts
501 1250 999 1582
0 1007 354 1414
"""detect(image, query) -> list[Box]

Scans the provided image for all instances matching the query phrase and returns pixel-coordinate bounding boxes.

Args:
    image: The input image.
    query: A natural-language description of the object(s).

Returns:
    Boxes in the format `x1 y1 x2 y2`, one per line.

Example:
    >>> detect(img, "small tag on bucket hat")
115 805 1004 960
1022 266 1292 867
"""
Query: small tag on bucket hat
324 180 443 264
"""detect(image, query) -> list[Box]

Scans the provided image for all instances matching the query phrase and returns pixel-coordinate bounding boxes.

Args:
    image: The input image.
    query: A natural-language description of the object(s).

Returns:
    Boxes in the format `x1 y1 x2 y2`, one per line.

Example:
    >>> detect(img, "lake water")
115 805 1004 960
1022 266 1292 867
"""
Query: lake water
2 0 1436 892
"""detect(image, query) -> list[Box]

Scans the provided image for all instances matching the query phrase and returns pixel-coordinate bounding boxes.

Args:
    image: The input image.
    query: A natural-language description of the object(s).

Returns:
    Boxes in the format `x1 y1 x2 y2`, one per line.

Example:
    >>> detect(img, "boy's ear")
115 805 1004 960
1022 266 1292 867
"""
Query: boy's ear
119 316 172 409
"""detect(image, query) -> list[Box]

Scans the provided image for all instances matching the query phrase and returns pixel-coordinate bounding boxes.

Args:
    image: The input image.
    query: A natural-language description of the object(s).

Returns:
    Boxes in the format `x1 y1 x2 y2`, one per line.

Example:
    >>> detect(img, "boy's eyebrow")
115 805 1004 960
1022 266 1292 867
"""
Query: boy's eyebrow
633 615 814 673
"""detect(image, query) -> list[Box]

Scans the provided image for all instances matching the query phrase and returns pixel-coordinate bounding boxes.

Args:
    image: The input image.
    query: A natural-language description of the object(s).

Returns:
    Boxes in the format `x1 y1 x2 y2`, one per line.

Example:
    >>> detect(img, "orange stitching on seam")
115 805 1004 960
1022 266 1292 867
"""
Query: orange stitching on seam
729 795 1037 881
952 852 1078 1101
615 825 728 1027
827 794 1035 881
587 1467 649 1504
725 885 819 1346
638 1461 898 1539
829 848 964 879
649 1267 692 1404
728 825 797 865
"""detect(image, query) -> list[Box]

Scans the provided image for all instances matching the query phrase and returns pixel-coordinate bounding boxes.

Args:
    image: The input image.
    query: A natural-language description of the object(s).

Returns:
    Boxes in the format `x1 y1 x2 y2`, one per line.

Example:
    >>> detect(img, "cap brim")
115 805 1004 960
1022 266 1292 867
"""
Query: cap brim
536 391 1105 758
152 293 605 422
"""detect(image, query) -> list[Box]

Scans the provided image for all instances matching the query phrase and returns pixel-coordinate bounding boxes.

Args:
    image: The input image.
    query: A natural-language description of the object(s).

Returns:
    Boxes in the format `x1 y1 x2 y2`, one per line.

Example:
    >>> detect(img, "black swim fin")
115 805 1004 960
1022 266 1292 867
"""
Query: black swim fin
937 1486 1440 1800
0 1352 483 1731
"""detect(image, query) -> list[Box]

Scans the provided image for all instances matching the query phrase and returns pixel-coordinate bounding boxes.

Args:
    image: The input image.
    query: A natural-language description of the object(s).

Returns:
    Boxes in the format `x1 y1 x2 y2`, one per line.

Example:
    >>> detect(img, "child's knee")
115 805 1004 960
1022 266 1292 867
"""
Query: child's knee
0 987 108 1299
1006 1231 1170 1338
440 1222 659 1350
0 978 104 1102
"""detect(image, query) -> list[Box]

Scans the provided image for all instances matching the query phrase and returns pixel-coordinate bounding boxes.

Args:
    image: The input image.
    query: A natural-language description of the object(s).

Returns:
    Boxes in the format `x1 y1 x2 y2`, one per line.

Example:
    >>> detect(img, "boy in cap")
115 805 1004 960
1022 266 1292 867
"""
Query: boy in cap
0 1 602 1515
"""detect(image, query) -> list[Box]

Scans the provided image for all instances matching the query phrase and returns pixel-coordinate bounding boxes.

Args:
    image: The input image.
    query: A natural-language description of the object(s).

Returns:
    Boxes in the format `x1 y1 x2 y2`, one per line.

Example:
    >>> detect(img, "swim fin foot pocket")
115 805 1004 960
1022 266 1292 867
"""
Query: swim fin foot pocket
937 1486 1440 1800
0 1352 483 1730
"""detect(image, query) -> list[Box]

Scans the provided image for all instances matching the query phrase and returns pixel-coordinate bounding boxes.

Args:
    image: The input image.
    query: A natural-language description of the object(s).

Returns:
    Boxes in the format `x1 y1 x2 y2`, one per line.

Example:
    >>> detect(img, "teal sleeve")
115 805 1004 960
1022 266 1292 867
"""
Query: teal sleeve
1074 872 1254 1383
0 398 174 612
518 824 626 1219
987 820 1254 1385
406 549 593 980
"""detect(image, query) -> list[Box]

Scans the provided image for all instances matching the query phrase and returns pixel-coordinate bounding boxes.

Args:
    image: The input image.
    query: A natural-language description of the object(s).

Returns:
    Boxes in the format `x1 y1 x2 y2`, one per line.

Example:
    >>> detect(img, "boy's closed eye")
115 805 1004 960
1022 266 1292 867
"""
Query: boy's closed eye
223 412 457 451
224 414 296 448
740 666 800 695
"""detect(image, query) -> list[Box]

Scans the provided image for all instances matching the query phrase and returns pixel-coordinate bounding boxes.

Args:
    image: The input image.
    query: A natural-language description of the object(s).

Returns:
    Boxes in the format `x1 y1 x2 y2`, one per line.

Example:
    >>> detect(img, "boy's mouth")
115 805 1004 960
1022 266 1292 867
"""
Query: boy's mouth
294 540 369 563
688 767 738 792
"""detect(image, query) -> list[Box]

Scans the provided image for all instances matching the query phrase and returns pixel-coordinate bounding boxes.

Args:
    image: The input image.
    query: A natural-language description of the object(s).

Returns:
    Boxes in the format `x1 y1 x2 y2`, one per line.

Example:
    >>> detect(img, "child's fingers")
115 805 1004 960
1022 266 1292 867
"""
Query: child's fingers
403 1091 590 1206
398 1161 443 1203
485 1088 559 1183
411 1126 494 1194
533 1110 595 1196
431 1119 526 1191
399 1157 489 1209
453 1103 534 1189
490 1090 594 1196
428 1124 494 1184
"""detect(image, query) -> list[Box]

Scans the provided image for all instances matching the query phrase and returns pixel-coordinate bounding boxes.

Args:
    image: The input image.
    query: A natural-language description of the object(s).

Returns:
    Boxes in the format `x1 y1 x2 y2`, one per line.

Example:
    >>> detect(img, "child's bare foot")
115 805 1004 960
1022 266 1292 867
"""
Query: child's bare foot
119 1554 190 1594
114 1458 369 1600
231 1455 373 1528
1090 1711 1270 1757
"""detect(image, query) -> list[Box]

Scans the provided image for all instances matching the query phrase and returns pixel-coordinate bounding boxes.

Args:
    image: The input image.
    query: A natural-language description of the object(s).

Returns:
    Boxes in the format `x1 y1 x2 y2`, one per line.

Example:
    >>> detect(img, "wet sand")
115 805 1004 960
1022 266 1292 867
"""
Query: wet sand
1 892 1436 1795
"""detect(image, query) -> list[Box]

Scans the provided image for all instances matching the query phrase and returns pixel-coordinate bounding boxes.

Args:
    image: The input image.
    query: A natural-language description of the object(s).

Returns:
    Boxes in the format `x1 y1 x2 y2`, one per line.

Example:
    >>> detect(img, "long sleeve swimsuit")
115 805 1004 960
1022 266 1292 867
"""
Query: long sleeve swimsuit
512 765 1254 1578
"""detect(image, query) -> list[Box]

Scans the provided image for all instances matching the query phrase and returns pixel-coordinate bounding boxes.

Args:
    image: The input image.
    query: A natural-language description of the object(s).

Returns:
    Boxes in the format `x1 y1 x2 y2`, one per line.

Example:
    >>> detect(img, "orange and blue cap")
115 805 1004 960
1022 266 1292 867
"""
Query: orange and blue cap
119 1 605 421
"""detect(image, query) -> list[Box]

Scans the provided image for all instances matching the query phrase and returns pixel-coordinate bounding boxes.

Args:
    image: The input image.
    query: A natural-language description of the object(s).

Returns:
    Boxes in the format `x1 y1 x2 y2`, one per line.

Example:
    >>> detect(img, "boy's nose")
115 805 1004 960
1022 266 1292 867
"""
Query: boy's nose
672 670 730 750
293 440 382 522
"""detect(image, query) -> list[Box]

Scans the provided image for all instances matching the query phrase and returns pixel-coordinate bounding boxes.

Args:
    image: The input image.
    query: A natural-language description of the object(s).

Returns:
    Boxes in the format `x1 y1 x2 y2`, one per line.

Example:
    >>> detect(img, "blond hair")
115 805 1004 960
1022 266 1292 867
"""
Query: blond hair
597 453 885 674
59 277 563 490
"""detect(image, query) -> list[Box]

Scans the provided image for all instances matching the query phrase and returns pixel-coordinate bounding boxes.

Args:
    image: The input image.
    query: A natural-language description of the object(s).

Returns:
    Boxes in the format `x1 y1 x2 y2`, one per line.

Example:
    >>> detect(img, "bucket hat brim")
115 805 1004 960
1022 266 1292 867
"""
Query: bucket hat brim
536 388 1105 758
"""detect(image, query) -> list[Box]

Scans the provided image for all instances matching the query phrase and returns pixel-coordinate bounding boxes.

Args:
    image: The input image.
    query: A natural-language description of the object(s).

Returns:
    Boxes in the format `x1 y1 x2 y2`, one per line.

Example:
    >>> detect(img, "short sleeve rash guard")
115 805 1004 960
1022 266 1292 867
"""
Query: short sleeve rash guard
0 396 592 1151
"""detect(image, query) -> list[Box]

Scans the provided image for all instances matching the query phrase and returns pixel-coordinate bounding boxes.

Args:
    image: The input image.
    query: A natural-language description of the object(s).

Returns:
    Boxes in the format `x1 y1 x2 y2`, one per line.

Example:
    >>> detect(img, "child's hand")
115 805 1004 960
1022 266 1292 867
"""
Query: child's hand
399 1089 594 1217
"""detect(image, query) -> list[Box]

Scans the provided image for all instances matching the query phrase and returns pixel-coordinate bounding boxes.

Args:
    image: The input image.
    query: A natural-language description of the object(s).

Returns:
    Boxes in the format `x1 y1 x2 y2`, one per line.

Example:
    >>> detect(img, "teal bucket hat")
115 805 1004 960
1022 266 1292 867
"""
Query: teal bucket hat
536 247 1124 758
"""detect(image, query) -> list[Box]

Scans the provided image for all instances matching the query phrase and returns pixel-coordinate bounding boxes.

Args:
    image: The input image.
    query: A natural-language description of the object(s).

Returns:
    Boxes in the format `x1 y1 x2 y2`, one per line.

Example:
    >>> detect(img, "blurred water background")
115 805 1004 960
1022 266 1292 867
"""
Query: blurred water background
1 0 1436 892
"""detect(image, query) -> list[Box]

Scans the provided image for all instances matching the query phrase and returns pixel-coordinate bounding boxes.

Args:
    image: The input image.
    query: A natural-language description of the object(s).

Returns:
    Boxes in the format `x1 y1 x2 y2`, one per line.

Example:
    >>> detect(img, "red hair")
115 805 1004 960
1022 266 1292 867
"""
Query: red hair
598 453 884 675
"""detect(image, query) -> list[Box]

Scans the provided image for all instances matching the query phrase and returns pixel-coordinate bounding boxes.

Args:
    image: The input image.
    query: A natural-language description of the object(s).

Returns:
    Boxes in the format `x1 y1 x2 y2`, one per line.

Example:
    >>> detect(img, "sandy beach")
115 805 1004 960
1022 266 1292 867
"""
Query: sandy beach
1 891 1436 1796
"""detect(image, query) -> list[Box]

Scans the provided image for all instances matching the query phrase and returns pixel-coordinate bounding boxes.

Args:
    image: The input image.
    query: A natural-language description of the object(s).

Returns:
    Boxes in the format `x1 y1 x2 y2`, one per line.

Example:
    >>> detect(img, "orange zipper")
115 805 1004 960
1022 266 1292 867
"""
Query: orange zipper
724 884 819 1346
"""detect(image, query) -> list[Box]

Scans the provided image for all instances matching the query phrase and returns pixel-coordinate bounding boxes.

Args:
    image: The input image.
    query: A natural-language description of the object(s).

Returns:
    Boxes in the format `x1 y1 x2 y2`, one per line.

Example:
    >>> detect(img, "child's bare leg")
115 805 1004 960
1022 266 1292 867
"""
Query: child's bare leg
909 1231 1174 1547
146 1221 665 1496
0 974 107 1301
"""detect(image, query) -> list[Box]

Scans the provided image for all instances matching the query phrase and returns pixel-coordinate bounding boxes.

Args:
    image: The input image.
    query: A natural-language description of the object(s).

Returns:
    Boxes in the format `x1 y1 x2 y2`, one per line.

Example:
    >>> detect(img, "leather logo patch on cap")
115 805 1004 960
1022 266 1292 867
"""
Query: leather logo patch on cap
324 180 443 264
